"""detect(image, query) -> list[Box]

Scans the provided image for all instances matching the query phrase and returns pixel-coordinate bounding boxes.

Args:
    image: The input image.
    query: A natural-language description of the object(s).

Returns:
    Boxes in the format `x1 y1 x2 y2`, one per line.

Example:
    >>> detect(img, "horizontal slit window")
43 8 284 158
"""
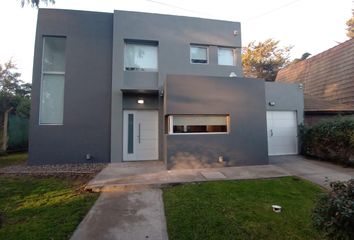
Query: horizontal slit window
168 115 229 134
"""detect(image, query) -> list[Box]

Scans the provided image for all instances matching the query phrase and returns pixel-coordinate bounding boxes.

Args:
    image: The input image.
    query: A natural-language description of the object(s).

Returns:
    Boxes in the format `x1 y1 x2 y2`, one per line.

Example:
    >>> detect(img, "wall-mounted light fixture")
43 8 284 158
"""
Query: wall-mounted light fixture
229 72 237 77
269 101 276 106
137 99 144 104
299 83 304 89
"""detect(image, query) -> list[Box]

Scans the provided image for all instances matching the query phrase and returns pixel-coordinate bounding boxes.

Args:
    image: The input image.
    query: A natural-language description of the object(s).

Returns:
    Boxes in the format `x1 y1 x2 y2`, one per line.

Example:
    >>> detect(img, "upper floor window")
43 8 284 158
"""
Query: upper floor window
124 43 158 71
218 47 236 66
39 37 66 125
190 45 208 64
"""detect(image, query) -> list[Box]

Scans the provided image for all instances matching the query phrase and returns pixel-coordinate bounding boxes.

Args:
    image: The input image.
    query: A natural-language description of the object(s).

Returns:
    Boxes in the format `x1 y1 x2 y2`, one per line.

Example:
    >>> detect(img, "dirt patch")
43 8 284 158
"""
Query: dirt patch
0 163 107 178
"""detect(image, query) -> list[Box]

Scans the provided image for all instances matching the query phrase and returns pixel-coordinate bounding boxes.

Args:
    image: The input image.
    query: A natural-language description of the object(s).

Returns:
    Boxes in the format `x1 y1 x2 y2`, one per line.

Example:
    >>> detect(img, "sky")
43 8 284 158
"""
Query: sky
0 0 352 83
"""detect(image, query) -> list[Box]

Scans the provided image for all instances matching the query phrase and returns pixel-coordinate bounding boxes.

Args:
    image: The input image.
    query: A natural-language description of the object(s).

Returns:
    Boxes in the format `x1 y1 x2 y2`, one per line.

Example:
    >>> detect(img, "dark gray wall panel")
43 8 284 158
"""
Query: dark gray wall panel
165 75 268 169
265 82 304 124
28 9 113 165
123 72 158 90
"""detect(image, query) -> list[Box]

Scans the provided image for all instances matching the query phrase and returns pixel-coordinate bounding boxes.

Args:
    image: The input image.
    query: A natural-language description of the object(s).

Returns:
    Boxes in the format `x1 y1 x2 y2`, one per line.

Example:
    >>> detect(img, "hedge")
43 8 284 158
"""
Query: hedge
313 179 354 240
300 117 354 166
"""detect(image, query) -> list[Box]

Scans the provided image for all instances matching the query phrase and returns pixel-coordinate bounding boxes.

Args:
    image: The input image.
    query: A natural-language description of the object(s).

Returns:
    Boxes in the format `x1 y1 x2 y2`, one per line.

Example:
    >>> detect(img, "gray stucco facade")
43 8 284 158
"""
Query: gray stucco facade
29 9 303 169
29 9 112 165
165 75 268 169
265 82 304 125
111 10 243 163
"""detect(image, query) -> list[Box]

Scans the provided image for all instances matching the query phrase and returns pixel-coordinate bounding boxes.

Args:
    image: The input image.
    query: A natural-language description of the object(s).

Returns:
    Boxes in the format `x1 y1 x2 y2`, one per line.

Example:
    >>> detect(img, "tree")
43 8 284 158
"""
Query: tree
0 61 22 95
0 60 31 152
346 9 354 39
242 39 292 81
21 0 55 7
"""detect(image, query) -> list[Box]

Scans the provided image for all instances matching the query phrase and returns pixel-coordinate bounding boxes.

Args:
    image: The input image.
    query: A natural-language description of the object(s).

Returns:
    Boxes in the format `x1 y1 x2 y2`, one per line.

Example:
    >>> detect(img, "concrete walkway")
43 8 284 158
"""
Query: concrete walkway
270 155 354 188
75 162 291 240
70 188 168 240
85 162 291 192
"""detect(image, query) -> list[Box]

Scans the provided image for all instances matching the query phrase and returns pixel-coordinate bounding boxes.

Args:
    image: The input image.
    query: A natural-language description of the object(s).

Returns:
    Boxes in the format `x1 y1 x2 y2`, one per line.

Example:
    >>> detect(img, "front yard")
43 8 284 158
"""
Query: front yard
163 177 326 240
1 153 330 239
0 176 99 240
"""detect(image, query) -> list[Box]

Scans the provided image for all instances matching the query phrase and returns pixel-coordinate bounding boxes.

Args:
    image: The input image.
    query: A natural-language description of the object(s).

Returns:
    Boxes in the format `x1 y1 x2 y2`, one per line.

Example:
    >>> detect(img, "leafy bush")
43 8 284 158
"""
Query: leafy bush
313 179 354 240
300 117 354 166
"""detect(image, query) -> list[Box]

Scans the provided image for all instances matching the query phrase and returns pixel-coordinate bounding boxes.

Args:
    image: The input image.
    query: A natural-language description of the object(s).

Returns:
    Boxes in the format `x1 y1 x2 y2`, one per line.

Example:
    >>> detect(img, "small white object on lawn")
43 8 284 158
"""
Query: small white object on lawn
272 205 282 213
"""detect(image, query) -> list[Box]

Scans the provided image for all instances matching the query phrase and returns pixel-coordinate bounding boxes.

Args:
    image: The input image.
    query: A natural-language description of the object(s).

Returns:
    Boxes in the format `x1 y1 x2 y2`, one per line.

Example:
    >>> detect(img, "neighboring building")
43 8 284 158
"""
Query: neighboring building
276 38 354 123
29 9 303 168
303 94 354 125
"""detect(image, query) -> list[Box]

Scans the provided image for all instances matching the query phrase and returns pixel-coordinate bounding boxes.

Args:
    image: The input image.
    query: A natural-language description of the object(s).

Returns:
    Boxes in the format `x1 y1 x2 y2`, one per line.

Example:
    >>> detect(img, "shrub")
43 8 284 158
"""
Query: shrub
313 179 354 240
300 117 354 166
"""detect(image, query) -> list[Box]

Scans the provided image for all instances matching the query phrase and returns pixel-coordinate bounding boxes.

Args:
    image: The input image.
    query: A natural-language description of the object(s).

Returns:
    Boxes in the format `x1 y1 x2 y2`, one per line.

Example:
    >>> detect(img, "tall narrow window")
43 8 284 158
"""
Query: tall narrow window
218 47 236 66
124 43 158 71
127 114 134 154
39 37 66 125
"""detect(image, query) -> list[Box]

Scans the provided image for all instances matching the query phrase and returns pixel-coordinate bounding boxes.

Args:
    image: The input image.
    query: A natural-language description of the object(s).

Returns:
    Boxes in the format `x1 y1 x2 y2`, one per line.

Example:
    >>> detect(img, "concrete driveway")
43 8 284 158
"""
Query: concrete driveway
270 155 354 189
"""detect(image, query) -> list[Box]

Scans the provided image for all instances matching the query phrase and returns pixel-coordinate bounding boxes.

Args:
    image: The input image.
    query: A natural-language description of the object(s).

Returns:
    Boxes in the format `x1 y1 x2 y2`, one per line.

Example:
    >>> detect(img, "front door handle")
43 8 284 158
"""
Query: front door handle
270 129 273 137
138 123 141 143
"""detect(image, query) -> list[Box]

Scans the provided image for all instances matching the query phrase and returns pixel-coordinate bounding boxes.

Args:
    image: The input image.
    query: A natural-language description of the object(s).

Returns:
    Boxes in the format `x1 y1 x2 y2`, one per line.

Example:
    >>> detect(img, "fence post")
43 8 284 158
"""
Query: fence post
1 107 13 153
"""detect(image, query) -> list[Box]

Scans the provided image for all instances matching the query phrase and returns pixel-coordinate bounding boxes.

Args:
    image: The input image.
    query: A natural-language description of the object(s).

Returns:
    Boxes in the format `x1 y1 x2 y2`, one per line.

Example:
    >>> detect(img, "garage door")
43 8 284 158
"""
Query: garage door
266 111 298 156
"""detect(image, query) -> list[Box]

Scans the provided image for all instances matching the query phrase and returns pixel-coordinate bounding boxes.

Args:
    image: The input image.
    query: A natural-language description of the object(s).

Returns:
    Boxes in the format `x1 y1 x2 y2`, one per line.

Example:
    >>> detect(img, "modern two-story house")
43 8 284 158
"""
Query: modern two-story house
29 9 304 169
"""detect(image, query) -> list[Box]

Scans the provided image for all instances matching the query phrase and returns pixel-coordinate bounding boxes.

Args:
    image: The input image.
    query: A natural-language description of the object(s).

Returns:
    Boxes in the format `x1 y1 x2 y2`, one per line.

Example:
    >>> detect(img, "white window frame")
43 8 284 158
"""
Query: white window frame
218 47 237 66
124 42 158 72
167 115 230 135
39 37 66 126
190 45 209 64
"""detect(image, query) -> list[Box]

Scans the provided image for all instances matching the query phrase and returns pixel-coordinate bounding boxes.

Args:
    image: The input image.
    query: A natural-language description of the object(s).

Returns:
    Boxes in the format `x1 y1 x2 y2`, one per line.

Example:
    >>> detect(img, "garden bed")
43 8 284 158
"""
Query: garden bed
0 153 107 177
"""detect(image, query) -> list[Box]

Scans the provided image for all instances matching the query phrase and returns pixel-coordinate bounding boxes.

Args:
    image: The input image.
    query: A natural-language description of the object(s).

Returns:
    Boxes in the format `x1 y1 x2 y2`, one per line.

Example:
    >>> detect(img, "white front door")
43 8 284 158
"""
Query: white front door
266 111 298 156
123 110 158 161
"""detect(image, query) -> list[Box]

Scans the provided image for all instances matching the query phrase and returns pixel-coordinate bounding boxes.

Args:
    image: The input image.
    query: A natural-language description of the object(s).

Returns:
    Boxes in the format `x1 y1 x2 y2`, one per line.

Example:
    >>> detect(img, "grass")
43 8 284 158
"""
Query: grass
163 176 326 240
0 153 27 168
0 176 99 240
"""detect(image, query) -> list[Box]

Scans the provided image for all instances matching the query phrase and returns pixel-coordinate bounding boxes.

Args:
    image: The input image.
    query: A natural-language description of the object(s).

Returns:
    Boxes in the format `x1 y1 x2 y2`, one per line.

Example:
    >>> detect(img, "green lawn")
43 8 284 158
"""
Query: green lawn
0 153 27 168
163 177 326 240
0 176 99 240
